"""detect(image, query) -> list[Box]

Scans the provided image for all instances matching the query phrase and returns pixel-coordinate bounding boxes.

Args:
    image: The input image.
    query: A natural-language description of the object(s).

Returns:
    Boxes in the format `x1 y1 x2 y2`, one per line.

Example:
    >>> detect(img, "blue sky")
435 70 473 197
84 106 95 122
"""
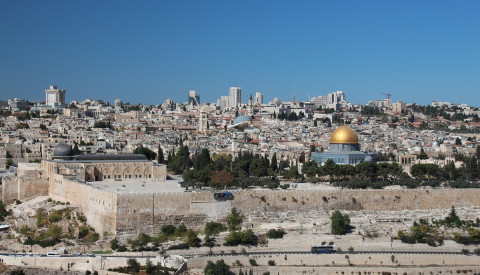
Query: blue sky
1 0 479 106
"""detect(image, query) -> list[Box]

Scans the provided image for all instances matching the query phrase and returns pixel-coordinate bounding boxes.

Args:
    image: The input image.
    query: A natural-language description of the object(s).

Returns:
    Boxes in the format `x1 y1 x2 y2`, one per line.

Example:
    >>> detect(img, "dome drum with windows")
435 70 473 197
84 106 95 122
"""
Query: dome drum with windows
311 125 377 166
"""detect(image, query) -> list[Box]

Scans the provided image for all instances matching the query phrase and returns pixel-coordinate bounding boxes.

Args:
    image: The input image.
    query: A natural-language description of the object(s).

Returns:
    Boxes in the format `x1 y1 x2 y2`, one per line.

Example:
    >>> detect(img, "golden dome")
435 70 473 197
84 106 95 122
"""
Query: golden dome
329 125 359 144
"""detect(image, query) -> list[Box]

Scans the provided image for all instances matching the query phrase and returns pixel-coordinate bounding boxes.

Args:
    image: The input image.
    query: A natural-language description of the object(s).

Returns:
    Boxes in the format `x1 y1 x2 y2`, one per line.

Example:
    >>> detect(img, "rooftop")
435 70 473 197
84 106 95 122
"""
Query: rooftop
87 178 184 194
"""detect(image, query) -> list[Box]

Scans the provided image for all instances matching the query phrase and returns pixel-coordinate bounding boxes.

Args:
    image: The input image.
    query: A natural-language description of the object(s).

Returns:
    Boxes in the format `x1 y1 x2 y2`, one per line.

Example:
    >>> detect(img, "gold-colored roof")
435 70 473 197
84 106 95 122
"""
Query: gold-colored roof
329 125 359 144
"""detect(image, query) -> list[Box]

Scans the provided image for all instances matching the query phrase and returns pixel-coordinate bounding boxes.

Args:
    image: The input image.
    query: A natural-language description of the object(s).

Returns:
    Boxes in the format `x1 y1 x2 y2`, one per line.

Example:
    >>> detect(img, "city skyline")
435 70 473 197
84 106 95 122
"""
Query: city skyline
1 0 479 106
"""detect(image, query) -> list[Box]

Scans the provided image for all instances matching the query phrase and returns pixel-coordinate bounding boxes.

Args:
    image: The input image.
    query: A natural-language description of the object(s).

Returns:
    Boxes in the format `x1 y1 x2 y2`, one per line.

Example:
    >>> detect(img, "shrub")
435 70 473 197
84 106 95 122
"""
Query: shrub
78 226 90 238
249 259 257 266
48 210 63 223
331 210 351 235
266 228 286 239
204 260 230 275
78 215 87 223
205 222 227 235
127 258 140 273
10 269 25 275
161 225 176 236
461 249 470 255
268 260 276 266
110 239 119 250
168 243 189 250
174 224 187 236
225 230 256 246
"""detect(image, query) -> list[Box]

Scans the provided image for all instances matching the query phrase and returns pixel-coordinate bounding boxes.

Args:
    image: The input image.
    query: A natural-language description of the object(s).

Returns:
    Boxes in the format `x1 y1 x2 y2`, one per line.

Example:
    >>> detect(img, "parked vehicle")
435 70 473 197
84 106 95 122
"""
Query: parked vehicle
311 245 336 254
47 251 60 257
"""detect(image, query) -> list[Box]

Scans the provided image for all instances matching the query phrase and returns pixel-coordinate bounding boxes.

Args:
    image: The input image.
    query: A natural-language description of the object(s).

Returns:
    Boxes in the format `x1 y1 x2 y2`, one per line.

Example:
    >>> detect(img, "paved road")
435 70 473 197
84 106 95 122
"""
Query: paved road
1 250 470 258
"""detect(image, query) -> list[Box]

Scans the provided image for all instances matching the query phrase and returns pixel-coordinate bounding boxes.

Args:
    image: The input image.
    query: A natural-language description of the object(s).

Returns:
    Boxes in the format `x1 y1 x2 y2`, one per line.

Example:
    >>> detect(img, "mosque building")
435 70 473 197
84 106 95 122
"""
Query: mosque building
311 125 377 165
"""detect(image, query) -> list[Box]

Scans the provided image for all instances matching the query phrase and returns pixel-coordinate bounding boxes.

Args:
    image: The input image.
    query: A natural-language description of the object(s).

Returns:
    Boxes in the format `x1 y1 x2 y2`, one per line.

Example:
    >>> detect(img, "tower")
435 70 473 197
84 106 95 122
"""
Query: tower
114 99 122 109
229 87 241 107
254 91 263 105
198 108 208 133
188 90 200 106
45 85 66 107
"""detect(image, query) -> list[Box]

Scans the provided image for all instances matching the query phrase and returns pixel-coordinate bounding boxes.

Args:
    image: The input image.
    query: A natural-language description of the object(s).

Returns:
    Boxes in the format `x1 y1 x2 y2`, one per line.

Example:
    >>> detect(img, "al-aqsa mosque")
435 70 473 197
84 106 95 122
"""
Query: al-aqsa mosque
311 125 377 165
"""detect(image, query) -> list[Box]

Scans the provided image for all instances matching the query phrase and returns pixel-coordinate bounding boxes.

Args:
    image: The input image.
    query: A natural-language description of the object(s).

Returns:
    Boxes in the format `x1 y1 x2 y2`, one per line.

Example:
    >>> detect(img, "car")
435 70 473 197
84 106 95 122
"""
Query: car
86 252 95 257
47 251 60 257
73 252 82 256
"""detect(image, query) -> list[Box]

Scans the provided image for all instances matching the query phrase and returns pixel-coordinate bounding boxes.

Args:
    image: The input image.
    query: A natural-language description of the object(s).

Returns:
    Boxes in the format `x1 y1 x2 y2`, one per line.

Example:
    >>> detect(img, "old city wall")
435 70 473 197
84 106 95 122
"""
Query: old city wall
17 170 49 202
188 254 480 274
1 163 49 204
49 176 118 235
108 189 480 237
222 189 480 213
2 176 18 205
115 192 205 240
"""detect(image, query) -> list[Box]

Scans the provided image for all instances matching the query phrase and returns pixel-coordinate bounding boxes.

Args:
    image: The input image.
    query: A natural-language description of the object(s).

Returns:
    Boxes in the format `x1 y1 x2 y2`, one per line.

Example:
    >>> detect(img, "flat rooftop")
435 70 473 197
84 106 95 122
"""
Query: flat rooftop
87 178 184 194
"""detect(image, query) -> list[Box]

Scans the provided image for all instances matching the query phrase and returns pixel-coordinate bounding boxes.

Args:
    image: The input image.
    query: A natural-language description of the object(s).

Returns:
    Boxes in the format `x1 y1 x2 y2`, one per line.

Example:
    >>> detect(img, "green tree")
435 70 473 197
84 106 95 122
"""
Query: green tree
127 258 140 273
161 225 176 235
72 143 81 155
145 258 154 274
205 222 227 235
270 153 278 171
193 148 211 170
287 165 299 179
249 158 268 177
133 146 157 160
266 228 286 239
455 137 462 146
225 229 255 246
227 208 244 231
5 159 13 169
157 146 165 164
93 121 112 128
331 210 351 235
418 148 429 160
204 260 230 275
110 239 119 250
168 146 192 174
185 230 201 247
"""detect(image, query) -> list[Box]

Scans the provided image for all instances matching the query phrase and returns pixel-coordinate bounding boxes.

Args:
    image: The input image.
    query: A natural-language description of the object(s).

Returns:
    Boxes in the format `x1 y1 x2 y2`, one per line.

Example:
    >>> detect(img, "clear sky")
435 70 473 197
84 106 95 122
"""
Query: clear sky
1 0 479 106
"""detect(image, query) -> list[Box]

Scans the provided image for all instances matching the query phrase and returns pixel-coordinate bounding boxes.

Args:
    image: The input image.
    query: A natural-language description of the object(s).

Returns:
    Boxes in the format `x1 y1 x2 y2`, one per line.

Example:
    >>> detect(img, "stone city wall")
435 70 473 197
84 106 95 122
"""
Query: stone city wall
115 192 206 240
17 170 49 202
95 188 480 238
188 253 480 271
224 188 480 212
49 176 118 236
2 176 18 205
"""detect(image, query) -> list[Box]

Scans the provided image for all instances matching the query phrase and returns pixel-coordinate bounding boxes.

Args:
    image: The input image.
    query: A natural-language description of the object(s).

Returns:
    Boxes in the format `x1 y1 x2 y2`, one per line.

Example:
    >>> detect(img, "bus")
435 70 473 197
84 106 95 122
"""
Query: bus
311 245 335 254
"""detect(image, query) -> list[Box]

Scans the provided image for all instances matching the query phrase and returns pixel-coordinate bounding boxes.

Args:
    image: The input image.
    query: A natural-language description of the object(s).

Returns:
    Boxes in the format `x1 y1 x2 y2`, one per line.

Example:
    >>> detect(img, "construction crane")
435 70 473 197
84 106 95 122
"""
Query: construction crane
382 92 392 107
289 90 296 102
381 93 392 100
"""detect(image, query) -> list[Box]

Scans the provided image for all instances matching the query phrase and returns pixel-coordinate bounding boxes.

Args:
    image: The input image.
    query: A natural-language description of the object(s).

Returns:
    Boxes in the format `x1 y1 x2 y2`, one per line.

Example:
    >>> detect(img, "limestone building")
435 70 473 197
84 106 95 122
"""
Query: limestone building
3 143 171 239
45 85 66 107
311 125 377 165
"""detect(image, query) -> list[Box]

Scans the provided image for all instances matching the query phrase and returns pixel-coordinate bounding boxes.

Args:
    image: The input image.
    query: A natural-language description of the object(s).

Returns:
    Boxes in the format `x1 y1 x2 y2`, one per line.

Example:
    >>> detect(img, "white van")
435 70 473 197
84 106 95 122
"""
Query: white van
47 251 60 257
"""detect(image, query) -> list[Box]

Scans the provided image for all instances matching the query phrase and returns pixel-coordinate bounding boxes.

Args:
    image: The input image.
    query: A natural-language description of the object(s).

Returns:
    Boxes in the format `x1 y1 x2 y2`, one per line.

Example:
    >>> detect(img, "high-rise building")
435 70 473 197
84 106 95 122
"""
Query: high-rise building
114 99 122 109
254 91 263 105
45 85 66 107
188 90 200 106
229 87 241 107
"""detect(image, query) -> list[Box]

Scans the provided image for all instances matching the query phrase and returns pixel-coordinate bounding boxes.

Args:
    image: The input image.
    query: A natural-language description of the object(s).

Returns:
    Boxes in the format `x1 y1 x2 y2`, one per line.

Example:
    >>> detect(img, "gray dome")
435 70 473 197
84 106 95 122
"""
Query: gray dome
53 143 73 159
234 115 252 125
